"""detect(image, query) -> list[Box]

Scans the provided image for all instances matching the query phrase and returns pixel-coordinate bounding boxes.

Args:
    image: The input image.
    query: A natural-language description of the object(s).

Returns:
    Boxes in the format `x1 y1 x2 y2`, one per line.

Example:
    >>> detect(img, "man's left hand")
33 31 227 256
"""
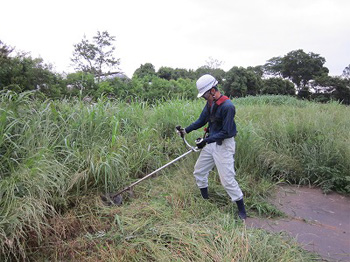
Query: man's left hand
176 126 186 138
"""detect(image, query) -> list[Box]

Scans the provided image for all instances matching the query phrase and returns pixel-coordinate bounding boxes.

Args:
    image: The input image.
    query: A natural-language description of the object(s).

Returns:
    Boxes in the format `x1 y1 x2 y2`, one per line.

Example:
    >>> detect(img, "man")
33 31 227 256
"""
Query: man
177 74 247 220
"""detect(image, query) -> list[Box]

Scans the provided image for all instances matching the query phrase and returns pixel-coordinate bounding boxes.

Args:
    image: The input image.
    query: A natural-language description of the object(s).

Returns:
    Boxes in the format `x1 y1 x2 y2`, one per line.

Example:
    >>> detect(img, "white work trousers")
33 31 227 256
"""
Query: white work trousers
193 137 243 202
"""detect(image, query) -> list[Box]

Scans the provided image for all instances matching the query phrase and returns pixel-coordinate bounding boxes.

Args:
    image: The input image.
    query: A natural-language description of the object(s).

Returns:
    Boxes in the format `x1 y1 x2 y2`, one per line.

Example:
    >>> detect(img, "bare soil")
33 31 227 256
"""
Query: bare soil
246 185 350 262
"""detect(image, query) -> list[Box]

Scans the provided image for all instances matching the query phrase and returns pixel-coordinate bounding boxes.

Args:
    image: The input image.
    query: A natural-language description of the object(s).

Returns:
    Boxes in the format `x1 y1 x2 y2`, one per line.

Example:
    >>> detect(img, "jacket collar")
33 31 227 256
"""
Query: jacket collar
215 95 229 105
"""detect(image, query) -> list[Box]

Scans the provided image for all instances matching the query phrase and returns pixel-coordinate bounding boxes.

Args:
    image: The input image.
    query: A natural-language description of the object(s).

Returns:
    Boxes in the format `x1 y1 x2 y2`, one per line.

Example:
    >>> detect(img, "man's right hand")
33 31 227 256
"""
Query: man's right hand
175 125 186 138
195 137 206 149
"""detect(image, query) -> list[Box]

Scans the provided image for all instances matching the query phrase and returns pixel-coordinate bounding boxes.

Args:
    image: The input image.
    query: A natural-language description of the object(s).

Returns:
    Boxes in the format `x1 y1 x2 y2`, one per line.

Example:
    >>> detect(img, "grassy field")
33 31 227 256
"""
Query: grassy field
1 91 349 261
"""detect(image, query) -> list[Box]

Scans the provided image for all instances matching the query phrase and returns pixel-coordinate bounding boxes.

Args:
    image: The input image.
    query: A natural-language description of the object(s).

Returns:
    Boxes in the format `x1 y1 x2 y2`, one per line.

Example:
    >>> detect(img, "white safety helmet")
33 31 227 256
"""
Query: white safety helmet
196 74 218 98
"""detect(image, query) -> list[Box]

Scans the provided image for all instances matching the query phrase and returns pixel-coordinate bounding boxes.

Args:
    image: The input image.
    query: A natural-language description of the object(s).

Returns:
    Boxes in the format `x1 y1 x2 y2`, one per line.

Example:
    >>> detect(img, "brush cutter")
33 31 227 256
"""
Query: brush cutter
100 126 200 206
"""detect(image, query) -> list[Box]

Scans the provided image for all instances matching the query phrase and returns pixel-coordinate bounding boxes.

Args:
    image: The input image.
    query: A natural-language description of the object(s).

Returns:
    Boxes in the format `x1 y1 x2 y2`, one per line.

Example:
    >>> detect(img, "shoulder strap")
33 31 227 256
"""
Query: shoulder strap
212 95 229 115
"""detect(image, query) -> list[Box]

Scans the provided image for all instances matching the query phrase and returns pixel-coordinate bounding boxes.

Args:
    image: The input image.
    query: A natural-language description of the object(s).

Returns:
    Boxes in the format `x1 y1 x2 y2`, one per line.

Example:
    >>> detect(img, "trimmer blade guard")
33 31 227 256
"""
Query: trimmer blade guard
100 193 123 206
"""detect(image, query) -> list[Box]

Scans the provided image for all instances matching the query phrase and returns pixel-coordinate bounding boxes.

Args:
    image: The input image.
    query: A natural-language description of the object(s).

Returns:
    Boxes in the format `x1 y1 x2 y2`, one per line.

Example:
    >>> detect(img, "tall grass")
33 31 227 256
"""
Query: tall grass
235 96 350 193
0 91 202 260
0 91 348 260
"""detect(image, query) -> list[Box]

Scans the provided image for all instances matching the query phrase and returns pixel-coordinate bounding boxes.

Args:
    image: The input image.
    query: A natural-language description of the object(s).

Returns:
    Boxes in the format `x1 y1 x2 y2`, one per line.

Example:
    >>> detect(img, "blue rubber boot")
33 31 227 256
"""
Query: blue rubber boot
200 187 209 199
235 198 247 220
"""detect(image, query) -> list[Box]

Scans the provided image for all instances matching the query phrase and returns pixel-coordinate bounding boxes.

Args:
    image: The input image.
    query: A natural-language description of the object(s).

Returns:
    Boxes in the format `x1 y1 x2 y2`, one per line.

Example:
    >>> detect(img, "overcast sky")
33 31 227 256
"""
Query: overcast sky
1 0 349 78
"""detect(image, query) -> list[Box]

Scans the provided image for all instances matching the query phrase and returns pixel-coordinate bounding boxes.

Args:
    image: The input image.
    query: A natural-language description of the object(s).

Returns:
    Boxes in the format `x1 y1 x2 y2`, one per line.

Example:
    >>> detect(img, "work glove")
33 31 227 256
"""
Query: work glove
195 137 207 149
175 125 186 138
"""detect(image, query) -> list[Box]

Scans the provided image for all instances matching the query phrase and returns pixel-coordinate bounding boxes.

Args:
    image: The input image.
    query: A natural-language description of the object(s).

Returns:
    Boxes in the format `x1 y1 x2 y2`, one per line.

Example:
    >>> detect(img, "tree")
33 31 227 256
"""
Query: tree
65 72 96 94
205 56 223 69
264 49 329 93
192 57 225 82
157 67 195 81
0 40 14 58
0 40 17 89
332 77 350 104
247 66 264 78
172 68 192 80
133 63 156 79
312 75 350 104
195 66 226 83
261 78 295 95
71 31 120 82
342 64 350 79
0 40 63 97
223 66 263 97
157 66 174 80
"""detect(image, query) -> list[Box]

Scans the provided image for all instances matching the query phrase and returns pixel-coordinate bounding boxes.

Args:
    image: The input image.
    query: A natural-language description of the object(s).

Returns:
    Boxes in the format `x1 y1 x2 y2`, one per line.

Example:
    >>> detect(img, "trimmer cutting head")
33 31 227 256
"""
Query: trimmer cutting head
100 193 123 206
100 189 135 206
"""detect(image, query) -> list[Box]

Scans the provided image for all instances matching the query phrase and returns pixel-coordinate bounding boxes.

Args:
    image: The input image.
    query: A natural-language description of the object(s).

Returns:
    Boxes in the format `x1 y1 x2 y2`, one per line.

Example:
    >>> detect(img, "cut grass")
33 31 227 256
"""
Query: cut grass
29 158 319 261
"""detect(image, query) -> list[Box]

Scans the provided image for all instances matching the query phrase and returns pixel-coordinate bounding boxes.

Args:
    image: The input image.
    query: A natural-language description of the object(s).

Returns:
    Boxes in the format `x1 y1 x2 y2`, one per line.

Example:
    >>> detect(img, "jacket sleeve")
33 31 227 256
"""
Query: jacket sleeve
184 105 209 134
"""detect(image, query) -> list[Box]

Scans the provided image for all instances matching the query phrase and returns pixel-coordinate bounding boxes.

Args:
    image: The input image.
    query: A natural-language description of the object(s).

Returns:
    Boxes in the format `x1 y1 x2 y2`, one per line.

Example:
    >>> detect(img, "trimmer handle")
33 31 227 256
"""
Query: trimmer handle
176 125 200 152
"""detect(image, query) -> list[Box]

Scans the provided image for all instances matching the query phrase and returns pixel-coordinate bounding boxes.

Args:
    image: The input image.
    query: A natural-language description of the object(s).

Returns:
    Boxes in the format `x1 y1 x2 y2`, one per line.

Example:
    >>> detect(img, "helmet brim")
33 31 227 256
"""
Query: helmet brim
197 80 218 98
197 91 207 98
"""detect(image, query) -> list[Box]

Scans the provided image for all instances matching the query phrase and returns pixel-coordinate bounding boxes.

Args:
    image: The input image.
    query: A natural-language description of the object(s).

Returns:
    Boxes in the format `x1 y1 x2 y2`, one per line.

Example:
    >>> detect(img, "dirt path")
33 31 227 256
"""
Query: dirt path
246 185 350 261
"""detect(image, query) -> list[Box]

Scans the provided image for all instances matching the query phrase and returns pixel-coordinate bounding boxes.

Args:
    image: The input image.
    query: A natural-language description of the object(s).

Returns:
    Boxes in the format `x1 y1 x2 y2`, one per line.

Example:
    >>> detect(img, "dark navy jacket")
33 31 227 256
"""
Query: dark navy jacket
185 96 237 144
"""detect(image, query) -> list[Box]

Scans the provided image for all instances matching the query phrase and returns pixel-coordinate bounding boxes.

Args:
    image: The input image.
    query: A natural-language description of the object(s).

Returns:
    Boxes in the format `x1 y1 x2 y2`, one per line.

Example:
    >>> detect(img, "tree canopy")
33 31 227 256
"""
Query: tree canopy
261 78 295 95
0 41 63 97
264 49 329 92
71 31 120 82
343 64 350 79
223 66 263 97
133 63 156 79
1 37 349 104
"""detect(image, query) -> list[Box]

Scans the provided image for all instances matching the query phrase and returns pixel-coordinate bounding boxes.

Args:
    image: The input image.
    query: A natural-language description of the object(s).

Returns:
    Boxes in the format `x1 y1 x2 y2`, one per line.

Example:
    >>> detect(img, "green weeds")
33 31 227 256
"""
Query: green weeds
0 92 347 260
235 99 350 193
